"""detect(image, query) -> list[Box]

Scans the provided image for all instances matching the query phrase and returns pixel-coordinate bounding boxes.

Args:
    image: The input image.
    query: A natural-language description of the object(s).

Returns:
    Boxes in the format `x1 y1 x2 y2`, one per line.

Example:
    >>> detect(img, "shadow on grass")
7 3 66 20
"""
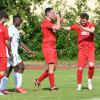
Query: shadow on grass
82 87 88 90
7 88 16 92
42 88 51 91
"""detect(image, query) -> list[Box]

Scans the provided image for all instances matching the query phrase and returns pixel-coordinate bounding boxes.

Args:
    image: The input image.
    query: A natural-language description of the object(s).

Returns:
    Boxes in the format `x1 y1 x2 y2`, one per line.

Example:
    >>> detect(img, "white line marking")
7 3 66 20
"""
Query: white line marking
85 98 100 100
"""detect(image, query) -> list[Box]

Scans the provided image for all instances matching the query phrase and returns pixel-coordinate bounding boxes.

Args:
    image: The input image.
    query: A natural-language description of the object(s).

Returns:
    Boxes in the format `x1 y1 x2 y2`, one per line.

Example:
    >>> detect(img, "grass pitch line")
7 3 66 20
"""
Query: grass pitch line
67 75 100 79
94 76 100 79
86 98 100 100
67 75 75 77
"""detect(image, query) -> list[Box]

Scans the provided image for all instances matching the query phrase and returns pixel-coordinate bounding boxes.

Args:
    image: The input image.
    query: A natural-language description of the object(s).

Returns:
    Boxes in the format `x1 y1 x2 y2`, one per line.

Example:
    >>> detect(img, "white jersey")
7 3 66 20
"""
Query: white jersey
8 24 20 55
7 25 22 67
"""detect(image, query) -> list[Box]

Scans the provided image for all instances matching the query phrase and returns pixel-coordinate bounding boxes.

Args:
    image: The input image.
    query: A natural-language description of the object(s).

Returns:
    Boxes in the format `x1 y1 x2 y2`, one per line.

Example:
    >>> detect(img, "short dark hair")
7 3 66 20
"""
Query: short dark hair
13 14 22 22
0 9 8 19
80 13 89 20
45 7 53 16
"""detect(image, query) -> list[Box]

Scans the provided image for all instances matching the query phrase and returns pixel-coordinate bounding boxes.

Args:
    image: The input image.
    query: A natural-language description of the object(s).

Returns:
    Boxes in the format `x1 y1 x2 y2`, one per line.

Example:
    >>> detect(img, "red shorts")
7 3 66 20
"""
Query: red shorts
0 57 7 71
42 47 57 64
78 48 95 67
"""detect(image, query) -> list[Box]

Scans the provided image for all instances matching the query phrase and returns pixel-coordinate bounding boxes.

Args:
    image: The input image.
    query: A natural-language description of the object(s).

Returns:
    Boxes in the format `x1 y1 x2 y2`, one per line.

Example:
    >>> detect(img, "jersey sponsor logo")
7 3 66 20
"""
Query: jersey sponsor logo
81 31 89 36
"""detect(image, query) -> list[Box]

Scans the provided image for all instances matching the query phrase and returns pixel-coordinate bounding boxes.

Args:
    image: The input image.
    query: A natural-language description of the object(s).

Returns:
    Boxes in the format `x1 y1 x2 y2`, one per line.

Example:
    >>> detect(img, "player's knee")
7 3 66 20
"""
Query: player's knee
19 65 25 72
5 71 10 78
49 69 54 73
49 67 55 73
78 67 83 70
0 71 5 79
5 67 12 78
48 64 55 72
18 62 25 71
5 72 9 78
88 62 94 67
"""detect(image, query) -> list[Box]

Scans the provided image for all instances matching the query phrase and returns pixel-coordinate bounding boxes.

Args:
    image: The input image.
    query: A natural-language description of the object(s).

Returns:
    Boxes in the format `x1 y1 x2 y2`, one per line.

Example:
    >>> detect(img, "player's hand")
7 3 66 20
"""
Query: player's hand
54 13 60 19
77 22 83 28
60 18 63 23
28 50 35 57
62 27 66 30
56 14 60 19
77 22 81 26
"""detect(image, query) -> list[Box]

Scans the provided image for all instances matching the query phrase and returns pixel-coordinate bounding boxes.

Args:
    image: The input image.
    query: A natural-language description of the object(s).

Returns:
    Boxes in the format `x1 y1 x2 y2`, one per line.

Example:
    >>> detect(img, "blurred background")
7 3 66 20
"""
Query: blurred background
0 0 100 61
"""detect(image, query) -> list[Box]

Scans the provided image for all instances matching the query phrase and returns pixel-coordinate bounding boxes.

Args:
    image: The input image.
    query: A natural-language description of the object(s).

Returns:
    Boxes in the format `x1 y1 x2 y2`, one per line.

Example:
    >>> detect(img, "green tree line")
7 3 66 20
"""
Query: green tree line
0 0 100 61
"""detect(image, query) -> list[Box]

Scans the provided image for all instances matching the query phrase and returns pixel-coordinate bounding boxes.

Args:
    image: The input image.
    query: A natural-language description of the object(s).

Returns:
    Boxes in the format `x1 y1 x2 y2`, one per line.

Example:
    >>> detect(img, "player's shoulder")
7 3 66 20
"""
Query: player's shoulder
8 24 14 29
72 23 79 26
88 22 96 27
9 24 17 31
0 24 8 30
42 18 49 24
41 19 45 25
71 23 79 28
41 18 49 27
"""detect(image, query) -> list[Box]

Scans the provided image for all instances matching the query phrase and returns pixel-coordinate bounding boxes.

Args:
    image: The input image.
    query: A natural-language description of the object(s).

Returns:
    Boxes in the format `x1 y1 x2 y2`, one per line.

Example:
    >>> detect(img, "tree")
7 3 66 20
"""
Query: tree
0 0 100 60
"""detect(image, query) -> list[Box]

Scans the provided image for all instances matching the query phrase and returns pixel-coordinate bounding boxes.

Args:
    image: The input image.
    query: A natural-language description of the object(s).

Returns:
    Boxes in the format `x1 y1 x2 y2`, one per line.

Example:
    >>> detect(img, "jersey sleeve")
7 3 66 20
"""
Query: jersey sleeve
8 26 14 37
90 23 96 28
70 24 78 30
3 26 9 40
46 21 54 29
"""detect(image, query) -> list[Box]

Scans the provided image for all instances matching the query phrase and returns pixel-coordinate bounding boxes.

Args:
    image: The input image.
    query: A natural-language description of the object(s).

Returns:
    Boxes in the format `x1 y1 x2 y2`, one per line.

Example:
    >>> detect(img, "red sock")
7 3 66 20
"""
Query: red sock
48 73 55 88
88 67 94 79
37 70 48 83
77 70 83 84
0 74 4 79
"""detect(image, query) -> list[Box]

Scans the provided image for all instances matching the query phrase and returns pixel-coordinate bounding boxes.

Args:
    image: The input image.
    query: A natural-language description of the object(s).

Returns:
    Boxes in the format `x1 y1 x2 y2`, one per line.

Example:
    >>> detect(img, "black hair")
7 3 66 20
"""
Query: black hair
80 13 89 20
45 7 53 16
13 14 22 22
0 9 8 19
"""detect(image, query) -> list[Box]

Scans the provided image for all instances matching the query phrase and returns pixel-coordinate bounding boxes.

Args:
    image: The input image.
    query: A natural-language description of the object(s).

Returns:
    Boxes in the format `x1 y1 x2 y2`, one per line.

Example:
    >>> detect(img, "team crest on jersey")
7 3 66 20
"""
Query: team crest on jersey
81 31 89 36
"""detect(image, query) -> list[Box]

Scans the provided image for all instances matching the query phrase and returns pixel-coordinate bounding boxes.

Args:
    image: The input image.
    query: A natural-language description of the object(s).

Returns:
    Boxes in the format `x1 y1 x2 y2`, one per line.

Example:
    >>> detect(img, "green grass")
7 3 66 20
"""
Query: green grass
0 68 100 100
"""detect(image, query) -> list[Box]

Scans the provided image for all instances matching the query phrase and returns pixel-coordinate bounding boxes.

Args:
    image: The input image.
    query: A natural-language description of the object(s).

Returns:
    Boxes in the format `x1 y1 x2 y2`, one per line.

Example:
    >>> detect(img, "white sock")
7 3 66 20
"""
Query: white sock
88 79 92 83
88 79 93 90
78 84 82 88
13 73 17 88
0 76 8 90
15 73 22 88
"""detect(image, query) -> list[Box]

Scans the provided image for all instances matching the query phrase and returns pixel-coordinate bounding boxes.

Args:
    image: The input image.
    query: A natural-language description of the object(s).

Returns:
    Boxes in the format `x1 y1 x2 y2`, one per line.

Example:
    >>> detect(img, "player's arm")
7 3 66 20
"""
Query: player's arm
4 26 13 60
5 39 11 51
19 41 34 56
5 39 13 60
62 23 78 32
78 23 95 33
52 14 61 30
62 27 71 31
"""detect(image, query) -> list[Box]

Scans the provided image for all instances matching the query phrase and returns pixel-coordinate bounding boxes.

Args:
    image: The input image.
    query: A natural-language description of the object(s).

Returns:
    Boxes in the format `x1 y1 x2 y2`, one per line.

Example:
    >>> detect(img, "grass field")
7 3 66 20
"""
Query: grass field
0 68 100 100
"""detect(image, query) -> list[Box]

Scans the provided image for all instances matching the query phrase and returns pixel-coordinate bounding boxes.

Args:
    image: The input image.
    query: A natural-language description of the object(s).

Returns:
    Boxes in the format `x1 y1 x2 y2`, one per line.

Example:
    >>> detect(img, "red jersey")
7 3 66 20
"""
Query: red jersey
0 23 9 57
70 22 96 50
41 18 56 48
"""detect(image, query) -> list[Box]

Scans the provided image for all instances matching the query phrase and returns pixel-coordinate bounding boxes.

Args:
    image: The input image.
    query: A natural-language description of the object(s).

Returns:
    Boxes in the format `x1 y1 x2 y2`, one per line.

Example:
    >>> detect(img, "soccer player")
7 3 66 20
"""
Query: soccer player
0 9 12 95
0 15 34 94
63 13 96 91
34 7 61 91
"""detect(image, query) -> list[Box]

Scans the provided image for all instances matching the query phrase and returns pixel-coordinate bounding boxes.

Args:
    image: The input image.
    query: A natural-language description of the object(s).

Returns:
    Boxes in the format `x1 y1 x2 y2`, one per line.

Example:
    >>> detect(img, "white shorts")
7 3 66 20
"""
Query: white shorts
7 54 22 67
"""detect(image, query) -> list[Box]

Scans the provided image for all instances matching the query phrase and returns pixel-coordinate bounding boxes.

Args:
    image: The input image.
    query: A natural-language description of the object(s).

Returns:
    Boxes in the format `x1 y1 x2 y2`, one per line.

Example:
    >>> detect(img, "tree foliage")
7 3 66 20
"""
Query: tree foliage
0 0 100 60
